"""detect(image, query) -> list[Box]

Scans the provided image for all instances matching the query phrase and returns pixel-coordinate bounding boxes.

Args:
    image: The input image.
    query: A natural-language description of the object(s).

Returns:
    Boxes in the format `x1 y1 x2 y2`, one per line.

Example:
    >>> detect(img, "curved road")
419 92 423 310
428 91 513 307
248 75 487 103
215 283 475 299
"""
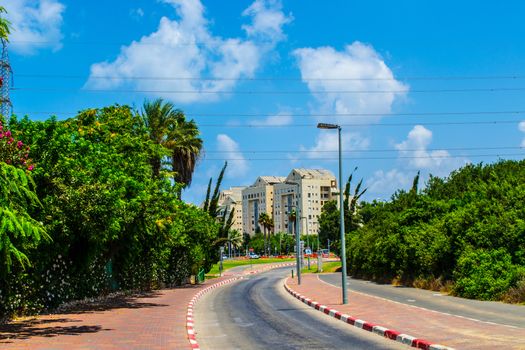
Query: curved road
193 268 406 350
320 274 525 329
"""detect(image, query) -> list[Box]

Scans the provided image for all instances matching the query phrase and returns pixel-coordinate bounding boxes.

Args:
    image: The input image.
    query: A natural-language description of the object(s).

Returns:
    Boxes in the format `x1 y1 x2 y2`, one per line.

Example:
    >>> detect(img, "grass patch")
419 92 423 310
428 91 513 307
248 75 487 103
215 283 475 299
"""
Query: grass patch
206 257 295 277
301 261 341 274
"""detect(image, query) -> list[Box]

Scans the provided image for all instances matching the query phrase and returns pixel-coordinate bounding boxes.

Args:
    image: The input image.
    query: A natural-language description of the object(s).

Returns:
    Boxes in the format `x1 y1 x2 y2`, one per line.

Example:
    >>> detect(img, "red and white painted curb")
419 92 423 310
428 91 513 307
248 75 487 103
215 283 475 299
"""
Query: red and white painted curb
186 277 241 349
246 262 295 275
186 262 296 349
284 282 455 350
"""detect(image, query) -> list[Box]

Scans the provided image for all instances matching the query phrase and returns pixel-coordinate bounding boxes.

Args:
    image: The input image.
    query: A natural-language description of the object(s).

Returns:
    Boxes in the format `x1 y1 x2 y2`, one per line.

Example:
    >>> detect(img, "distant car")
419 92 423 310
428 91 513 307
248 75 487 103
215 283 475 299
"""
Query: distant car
221 254 228 260
248 253 260 259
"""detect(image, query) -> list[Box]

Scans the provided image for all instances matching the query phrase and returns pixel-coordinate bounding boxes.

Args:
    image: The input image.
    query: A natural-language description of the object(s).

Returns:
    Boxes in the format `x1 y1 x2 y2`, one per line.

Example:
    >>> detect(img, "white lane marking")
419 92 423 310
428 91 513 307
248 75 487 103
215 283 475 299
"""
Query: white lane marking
316 275 523 330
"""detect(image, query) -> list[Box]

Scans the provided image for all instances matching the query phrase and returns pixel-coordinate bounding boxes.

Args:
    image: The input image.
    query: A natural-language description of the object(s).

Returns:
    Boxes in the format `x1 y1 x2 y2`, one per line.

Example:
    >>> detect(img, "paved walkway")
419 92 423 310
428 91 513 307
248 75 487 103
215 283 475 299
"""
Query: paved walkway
286 274 525 350
0 279 225 350
0 262 292 350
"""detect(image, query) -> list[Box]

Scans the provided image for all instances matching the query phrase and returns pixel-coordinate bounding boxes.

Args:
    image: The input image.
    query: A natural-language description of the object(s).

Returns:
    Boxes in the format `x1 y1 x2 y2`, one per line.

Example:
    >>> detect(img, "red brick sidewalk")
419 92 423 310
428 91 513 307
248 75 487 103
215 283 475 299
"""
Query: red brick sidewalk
0 262 294 350
0 277 230 350
286 274 525 350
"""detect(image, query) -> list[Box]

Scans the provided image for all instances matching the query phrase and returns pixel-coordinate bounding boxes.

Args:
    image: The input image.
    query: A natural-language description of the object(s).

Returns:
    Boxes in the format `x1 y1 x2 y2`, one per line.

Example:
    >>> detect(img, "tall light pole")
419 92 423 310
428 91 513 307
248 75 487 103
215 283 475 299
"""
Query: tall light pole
286 181 302 285
317 123 348 304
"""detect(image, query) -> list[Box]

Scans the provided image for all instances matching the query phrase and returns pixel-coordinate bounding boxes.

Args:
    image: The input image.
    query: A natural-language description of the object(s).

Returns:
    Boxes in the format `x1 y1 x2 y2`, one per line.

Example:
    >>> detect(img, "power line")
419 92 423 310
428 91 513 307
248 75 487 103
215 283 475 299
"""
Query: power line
201 152 525 161
205 146 524 154
12 110 525 118
10 87 525 94
9 40 276 48
197 120 522 127
14 73 525 82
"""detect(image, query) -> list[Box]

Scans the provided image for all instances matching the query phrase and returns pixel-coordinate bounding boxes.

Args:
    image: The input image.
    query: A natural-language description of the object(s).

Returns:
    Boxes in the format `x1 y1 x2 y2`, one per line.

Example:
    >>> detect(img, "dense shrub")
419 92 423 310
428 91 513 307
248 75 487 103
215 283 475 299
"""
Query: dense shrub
345 160 525 300
0 106 219 319
453 249 518 300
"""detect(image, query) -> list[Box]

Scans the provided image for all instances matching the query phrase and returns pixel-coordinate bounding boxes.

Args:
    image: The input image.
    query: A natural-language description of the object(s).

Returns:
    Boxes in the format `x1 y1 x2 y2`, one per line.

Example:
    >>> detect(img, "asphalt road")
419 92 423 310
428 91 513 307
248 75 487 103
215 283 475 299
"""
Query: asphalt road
193 268 407 350
319 274 525 328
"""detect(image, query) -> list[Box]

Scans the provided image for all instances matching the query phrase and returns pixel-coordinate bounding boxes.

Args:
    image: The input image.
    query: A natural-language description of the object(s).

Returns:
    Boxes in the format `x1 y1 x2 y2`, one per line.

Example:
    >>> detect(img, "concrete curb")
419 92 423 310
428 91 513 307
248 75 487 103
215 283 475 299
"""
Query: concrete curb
284 280 455 350
186 277 241 349
186 262 296 350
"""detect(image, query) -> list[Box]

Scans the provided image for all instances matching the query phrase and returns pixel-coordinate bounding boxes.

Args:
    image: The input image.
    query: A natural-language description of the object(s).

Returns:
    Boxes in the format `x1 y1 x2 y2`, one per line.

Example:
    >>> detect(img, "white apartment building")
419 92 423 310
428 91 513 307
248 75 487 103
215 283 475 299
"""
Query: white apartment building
242 176 285 236
273 168 339 237
217 187 245 233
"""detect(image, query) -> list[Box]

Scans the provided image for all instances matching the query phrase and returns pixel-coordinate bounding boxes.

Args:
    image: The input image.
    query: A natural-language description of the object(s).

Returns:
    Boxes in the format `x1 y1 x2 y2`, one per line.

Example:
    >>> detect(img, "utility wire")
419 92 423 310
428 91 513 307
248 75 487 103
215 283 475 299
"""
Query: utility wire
13 110 525 118
197 120 522 127
14 73 525 82
201 152 525 161
205 146 524 153
10 87 525 94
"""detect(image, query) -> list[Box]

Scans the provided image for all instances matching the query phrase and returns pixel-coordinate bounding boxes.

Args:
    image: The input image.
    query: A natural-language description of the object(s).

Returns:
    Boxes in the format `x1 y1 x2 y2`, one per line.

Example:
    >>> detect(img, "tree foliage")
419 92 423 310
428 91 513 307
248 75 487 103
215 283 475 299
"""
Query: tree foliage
318 171 367 255
1 105 219 318
347 161 525 300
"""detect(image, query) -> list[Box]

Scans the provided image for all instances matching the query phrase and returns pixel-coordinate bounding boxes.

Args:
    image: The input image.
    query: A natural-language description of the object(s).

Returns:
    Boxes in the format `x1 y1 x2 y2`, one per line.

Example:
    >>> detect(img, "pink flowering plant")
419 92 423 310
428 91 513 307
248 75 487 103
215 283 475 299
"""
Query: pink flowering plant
0 120 34 171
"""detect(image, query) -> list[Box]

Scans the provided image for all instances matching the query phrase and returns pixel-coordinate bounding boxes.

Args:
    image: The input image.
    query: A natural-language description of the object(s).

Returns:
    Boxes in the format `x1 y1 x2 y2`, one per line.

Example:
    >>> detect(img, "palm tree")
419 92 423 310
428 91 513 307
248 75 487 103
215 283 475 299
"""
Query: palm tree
140 99 203 193
0 7 11 42
258 212 270 256
167 115 203 197
265 214 274 255
227 229 243 257
140 99 178 177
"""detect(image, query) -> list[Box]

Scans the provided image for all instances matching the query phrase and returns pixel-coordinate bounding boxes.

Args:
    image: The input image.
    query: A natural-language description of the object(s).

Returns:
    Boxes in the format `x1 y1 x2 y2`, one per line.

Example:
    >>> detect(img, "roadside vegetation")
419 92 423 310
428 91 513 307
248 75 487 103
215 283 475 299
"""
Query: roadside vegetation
0 102 227 320
319 161 525 302
301 261 342 274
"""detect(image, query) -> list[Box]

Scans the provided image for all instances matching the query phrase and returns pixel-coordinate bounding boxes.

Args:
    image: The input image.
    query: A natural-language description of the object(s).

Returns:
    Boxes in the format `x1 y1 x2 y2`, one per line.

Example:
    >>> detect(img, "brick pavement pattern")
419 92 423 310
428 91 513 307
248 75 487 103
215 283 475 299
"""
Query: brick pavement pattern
0 277 230 350
0 262 294 350
286 274 525 350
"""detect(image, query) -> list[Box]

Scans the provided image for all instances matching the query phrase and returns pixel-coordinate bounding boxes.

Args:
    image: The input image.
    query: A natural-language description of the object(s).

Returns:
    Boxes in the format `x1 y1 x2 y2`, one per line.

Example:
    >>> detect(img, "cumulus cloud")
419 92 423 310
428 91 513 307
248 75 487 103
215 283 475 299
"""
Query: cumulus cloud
250 111 293 126
294 42 408 125
367 169 412 197
242 0 292 42
216 134 248 177
299 131 370 159
395 125 453 169
366 125 469 199
519 121 525 147
86 0 291 103
5 0 65 54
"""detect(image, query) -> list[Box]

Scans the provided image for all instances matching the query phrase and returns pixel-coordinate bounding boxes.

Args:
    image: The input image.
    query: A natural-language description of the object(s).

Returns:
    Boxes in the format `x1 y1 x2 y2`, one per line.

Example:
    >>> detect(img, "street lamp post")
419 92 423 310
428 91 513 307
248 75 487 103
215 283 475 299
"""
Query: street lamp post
286 182 302 285
317 123 348 304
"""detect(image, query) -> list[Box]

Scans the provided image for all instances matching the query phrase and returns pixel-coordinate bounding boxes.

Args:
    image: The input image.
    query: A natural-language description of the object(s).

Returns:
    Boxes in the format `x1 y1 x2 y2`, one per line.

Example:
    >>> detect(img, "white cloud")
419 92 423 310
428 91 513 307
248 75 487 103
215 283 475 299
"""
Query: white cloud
394 125 468 173
299 131 370 159
86 0 291 103
294 42 408 125
366 125 469 199
519 121 525 147
130 8 145 20
366 169 412 198
5 0 65 54
242 0 292 42
395 125 453 169
250 112 293 126
216 134 248 177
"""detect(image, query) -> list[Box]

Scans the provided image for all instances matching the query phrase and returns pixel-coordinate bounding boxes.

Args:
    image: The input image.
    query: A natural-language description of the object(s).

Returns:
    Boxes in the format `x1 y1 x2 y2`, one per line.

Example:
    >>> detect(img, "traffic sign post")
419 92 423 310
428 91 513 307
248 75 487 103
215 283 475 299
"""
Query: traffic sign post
219 246 224 277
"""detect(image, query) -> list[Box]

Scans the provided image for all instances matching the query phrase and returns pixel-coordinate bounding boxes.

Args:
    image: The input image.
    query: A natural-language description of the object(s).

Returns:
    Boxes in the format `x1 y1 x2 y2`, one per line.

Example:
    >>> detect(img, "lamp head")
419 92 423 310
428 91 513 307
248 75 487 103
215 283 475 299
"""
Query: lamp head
317 123 339 130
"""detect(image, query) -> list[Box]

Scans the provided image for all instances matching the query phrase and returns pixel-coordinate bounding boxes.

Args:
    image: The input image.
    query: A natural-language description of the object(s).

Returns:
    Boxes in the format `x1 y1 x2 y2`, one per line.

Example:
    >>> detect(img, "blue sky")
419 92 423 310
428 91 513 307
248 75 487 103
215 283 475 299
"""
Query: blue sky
5 0 525 205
